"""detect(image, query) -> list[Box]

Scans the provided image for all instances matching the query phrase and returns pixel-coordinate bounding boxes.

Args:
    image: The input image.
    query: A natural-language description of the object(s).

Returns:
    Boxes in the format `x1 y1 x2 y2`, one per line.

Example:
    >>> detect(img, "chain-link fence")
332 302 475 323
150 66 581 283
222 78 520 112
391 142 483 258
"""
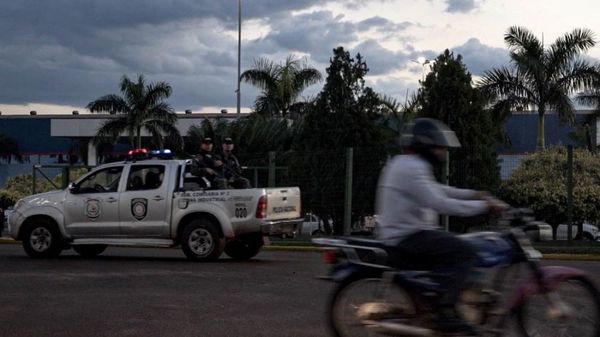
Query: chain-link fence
237 147 387 236
11 145 596 240
242 145 600 239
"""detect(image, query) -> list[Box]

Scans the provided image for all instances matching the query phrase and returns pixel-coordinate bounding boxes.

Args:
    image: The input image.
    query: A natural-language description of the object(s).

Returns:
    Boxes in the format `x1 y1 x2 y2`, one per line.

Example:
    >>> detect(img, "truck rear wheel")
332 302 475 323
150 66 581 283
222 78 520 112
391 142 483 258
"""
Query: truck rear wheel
73 245 107 258
181 219 224 261
224 234 264 260
22 218 63 258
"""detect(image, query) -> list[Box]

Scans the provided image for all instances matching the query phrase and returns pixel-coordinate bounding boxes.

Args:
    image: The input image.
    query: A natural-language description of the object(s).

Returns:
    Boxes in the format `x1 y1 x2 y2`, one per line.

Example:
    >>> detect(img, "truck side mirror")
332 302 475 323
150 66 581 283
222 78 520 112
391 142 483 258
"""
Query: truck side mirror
68 183 79 194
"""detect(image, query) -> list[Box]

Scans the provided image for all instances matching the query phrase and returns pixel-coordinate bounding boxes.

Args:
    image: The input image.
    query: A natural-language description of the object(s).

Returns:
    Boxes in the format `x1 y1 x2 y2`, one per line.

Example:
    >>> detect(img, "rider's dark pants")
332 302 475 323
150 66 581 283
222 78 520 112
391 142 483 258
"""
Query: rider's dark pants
392 230 478 310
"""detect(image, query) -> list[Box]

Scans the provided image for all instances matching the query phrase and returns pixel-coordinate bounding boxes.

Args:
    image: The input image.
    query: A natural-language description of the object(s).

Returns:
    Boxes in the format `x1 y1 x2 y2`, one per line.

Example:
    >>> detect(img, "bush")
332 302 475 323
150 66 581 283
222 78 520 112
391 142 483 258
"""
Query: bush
499 147 600 228
0 169 88 206
0 189 20 208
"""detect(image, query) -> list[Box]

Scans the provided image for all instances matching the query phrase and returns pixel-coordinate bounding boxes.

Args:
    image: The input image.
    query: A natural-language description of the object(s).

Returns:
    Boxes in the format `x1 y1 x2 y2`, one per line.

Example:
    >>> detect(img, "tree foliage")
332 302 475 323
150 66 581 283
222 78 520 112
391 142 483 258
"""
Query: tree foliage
417 49 501 193
0 133 22 163
88 74 182 150
499 148 600 238
291 47 388 234
479 26 598 150
0 169 88 206
241 55 322 118
183 115 297 161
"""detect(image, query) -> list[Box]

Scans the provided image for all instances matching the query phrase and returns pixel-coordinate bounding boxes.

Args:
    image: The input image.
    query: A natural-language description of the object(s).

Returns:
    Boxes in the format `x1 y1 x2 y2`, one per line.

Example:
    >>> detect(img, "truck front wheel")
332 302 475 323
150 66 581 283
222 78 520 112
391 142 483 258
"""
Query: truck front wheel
224 234 264 260
181 219 224 261
22 218 63 258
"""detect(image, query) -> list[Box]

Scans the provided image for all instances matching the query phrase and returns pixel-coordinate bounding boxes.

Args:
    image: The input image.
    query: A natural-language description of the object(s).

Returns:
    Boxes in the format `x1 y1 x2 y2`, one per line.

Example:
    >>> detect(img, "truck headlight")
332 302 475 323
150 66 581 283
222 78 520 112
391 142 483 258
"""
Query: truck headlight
14 199 25 211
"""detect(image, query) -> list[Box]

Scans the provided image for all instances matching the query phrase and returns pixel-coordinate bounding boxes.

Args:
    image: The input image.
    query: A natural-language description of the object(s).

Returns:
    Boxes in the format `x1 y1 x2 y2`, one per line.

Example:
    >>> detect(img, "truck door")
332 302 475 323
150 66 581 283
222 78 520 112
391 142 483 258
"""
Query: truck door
63 165 124 237
119 164 170 236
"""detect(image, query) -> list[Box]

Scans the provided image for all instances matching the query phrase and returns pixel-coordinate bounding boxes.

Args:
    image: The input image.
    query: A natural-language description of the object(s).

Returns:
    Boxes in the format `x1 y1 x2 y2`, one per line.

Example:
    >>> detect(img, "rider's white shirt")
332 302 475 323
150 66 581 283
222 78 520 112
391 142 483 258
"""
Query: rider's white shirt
375 154 488 242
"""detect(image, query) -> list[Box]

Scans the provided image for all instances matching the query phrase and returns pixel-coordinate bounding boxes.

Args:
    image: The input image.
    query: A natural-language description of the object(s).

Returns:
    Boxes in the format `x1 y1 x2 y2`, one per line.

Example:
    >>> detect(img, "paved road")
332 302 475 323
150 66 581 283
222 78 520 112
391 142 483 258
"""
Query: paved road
0 245 598 337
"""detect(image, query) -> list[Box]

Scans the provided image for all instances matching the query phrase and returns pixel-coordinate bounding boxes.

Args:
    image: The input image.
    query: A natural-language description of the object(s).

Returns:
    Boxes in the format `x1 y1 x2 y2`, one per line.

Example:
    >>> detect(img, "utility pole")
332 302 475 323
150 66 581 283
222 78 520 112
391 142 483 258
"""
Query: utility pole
236 0 242 119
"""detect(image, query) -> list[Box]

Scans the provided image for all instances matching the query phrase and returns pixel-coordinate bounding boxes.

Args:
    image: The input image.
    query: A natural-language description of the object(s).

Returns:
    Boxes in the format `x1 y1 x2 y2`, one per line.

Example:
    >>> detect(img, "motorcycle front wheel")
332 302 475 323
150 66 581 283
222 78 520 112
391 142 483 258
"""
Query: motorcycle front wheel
515 276 600 337
328 277 417 337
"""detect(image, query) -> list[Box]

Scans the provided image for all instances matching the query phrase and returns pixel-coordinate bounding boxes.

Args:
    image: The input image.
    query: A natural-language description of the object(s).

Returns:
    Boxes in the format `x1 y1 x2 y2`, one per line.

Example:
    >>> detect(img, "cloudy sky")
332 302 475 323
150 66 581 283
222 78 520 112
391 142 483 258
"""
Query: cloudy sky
1 0 600 115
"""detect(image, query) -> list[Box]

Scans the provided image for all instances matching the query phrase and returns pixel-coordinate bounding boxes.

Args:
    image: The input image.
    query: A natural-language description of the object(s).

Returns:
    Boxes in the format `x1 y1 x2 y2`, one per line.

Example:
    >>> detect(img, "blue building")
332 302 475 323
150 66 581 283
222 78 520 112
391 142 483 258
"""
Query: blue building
496 112 595 179
0 113 237 187
0 111 596 187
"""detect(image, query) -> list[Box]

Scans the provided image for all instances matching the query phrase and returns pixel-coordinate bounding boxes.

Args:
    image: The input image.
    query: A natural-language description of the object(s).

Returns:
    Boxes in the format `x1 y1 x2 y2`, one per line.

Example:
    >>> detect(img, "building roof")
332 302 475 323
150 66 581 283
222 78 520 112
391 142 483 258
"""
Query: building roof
0 113 239 154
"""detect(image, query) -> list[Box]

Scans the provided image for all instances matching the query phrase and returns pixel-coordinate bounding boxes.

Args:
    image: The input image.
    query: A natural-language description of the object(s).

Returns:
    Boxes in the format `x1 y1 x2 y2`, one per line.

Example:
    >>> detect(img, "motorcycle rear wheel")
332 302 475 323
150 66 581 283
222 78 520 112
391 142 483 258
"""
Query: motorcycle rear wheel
328 277 417 337
515 276 600 337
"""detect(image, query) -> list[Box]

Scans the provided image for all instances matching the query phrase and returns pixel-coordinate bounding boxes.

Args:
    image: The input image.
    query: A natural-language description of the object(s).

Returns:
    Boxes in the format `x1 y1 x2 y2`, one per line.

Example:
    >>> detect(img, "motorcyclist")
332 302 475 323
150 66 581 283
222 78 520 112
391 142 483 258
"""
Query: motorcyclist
375 117 506 335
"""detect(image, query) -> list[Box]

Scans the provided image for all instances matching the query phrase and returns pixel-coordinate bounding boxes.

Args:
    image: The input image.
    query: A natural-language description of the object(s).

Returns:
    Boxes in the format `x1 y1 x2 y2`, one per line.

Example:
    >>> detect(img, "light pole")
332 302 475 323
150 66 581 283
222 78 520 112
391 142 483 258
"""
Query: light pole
410 58 430 82
236 0 242 119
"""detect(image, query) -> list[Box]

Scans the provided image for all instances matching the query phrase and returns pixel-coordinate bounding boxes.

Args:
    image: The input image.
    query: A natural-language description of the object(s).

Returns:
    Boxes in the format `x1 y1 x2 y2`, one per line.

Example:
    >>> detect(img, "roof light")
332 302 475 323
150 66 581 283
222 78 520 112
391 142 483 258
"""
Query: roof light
149 149 174 159
127 148 149 160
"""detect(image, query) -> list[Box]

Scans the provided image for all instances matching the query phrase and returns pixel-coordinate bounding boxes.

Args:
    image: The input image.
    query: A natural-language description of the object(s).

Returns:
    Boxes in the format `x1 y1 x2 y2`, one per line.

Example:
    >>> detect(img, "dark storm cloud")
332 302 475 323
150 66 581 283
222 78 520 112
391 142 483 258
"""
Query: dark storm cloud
247 11 414 65
451 38 509 75
261 11 360 63
357 16 414 34
0 0 421 111
353 40 409 75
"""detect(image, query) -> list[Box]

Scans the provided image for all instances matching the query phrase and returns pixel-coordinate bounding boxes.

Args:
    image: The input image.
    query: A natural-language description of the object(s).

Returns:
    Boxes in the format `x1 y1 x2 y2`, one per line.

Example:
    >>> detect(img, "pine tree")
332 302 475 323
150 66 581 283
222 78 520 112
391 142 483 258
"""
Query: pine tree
292 47 387 234
417 50 501 232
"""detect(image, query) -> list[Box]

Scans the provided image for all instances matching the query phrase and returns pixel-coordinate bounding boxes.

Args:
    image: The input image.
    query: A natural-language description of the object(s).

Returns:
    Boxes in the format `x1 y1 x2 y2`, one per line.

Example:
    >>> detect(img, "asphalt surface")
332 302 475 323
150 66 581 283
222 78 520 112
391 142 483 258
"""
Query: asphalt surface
0 245 599 337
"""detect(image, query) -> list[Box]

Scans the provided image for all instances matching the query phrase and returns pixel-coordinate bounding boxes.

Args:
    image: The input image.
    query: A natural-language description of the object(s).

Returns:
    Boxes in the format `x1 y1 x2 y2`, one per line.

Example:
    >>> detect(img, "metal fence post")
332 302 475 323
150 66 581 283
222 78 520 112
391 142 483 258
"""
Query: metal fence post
61 167 70 189
32 166 37 195
344 148 354 236
567 145 574 241
441 151 450 231
268 151 276 187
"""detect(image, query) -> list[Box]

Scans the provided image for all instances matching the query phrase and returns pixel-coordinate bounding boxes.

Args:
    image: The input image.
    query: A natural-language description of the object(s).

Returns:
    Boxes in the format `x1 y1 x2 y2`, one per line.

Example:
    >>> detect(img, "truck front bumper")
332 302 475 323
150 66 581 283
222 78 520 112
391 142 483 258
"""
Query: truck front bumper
261 218 302 237
7 211 24 239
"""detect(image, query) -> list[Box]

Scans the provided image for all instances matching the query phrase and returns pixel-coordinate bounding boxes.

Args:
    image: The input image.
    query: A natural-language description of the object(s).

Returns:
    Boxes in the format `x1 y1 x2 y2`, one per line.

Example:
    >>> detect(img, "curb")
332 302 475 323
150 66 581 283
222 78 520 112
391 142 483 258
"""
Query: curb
2 237 599 261
0 238 18 245
541 254 600 261
264 245 322 252
265 245 600 261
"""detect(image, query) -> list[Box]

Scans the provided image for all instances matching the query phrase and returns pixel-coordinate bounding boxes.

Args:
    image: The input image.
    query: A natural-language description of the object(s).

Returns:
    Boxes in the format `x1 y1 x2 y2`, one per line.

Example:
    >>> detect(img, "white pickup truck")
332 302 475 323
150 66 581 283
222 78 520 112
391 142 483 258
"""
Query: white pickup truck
7 159 302 261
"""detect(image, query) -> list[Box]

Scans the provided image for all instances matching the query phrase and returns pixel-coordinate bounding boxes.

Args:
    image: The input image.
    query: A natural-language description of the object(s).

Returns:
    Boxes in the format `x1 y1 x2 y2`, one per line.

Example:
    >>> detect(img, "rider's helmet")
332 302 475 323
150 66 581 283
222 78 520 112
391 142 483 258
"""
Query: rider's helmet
400 118 461 165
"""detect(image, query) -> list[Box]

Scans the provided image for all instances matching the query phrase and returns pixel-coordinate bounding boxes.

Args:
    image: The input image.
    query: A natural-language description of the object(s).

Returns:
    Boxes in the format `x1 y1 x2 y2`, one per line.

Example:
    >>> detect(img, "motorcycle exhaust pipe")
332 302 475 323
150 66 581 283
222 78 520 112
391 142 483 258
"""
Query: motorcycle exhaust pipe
364 320 434 337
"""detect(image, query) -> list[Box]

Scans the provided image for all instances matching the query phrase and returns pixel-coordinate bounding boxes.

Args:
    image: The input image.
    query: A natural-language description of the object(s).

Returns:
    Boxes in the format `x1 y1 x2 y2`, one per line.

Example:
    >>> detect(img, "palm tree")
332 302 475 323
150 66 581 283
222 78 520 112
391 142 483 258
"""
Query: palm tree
478 27 598 150
87 74 182 149
241 55 322 118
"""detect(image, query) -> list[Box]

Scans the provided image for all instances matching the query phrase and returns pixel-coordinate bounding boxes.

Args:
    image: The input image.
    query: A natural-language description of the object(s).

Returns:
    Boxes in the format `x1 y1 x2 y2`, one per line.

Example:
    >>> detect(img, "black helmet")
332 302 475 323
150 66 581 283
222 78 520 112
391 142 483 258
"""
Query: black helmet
401 118 461 148
400 118 460 166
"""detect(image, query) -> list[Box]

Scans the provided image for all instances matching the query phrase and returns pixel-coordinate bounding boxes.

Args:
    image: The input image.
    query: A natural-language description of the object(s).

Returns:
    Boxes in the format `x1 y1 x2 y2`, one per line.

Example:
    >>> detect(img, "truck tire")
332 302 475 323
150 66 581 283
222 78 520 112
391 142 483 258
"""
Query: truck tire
22 218 63 258
311 230 325 237
224 234 264 260
73 245 107 258
583 233 594 241
181 219 224 261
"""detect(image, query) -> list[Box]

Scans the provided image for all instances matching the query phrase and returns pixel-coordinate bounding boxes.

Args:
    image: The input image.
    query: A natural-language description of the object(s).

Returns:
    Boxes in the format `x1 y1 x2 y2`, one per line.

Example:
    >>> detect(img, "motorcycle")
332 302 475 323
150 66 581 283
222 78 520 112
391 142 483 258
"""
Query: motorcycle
313 209 600 337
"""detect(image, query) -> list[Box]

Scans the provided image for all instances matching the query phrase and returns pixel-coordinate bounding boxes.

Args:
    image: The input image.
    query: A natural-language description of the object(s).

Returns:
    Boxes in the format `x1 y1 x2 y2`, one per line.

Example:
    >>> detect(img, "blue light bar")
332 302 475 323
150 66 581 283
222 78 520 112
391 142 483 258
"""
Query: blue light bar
149 149 174 159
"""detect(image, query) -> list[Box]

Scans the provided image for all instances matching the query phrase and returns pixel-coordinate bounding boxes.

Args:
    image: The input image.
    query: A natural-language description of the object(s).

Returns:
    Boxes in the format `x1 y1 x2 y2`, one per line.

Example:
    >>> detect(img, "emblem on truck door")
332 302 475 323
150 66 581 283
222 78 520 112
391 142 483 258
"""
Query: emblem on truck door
131 198 148 220
86 199 101 220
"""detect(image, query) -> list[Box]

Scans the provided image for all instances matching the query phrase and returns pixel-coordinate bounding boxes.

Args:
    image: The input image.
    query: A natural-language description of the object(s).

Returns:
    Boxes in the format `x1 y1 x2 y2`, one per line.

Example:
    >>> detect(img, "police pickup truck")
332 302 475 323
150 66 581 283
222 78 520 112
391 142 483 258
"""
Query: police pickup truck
7 158 301 261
